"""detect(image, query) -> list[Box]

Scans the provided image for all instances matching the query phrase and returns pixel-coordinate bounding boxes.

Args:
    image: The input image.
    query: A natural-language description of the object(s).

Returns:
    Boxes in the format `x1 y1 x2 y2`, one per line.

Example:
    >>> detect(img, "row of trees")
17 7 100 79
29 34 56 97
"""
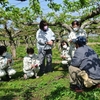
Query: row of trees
0 0 100 58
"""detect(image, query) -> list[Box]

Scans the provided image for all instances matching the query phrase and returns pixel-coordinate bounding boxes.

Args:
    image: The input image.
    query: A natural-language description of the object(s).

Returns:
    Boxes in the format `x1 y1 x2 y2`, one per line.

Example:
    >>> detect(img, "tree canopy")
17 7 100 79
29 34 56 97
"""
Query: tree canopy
0 0 100 58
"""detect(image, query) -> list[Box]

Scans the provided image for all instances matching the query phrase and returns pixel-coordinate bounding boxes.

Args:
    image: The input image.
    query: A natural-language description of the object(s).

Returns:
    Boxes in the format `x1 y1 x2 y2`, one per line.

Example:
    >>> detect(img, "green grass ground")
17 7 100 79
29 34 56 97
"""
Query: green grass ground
0 41 100 100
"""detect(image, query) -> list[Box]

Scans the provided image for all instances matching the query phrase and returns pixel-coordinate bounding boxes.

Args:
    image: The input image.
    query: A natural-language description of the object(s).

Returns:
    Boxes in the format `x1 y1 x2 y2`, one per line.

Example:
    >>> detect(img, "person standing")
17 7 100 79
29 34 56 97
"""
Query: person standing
69 36 100 92
67 20 87 58
36 20 55 75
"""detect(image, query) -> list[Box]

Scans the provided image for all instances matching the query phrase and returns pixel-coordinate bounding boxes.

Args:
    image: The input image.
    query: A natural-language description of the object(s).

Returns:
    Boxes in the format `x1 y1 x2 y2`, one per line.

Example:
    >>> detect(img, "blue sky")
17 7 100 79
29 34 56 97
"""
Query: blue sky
8 0 29 8
8 0 62 12
7 0 63 22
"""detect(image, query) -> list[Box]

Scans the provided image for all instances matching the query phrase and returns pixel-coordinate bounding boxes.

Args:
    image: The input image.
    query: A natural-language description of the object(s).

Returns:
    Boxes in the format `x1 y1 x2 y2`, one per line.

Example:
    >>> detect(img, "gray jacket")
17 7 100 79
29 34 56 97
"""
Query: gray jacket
36 28 55 50
71 45 100 80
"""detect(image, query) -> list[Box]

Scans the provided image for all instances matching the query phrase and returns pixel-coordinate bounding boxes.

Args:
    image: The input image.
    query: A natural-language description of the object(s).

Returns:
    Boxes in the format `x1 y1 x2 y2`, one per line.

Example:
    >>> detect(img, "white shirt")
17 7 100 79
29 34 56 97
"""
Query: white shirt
23 54 40 71
68 28 87 42
67 28 87 48
0 56 8 70
61 47 71 61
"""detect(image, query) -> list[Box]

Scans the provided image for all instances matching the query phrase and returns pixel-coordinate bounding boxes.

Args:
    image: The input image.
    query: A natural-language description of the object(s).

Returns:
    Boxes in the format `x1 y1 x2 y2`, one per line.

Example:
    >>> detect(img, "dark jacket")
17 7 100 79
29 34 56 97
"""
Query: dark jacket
71 45 100 80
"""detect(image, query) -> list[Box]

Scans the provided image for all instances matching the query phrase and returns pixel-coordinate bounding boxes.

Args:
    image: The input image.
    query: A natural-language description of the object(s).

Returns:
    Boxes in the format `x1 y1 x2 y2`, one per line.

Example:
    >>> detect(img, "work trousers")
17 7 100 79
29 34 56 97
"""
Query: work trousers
69 66 100 88
24 67 40 78
38 49 52 74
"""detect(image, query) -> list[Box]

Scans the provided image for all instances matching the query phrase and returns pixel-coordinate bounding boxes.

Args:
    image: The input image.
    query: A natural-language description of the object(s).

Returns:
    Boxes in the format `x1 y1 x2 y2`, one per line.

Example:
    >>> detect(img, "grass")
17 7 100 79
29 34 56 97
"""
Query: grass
0 40 100 100
88 36 100 43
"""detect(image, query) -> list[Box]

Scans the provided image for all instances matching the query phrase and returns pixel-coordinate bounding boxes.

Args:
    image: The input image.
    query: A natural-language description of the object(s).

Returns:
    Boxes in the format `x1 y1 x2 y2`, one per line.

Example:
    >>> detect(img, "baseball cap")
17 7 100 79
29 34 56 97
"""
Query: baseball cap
72 36 87 46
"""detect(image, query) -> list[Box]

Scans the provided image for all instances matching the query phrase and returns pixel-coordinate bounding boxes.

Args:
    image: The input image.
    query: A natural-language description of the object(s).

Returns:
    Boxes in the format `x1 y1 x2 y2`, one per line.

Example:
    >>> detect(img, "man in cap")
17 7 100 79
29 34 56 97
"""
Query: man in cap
69 36 100 92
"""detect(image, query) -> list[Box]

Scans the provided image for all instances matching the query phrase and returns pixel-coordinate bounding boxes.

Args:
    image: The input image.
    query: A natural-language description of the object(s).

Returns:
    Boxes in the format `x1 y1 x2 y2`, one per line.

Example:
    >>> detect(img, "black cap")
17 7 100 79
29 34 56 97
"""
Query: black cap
73 36 87 46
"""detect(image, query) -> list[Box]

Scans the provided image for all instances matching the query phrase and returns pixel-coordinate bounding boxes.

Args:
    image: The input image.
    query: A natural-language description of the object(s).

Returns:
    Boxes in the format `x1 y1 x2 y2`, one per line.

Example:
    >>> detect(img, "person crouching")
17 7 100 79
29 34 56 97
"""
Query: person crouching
23 47 40 79
0 46 16 81
60 40 71 66
69 36 100 92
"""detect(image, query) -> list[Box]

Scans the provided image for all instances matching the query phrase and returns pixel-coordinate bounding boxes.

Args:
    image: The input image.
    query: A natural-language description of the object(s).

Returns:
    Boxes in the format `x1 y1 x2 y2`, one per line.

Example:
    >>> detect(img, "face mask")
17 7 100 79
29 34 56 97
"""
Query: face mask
29 55 33 57
2 52 7 56
73 27 79 32
63 45 67 49
44 26 48 31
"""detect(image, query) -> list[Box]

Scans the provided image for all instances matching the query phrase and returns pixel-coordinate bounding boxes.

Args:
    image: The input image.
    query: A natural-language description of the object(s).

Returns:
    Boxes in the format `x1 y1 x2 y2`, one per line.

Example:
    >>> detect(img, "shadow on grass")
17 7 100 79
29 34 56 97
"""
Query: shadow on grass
0 88 21 100
0 86 36 100
74 88 100 100
44 85 100 100
0 95 17 100
13 71 23 79
53 62 68 71
2 71 23 82
20 86 36 100
52 62 69 77
44 86 68 100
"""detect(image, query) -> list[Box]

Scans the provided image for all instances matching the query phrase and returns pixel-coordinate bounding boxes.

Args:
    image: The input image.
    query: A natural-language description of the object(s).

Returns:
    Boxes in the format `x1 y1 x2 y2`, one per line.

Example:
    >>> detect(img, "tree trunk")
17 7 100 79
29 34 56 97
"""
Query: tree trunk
24 36 29 49
10 43 16 59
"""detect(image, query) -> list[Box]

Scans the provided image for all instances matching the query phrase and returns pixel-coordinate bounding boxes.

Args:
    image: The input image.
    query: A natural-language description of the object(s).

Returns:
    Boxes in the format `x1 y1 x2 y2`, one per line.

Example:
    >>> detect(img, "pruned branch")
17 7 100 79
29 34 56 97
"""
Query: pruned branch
22 22 39 26
22 21 72 32
81 19 100 29
81 7 100 23
48 22 72 32
57 22 72 32
22 6 100 32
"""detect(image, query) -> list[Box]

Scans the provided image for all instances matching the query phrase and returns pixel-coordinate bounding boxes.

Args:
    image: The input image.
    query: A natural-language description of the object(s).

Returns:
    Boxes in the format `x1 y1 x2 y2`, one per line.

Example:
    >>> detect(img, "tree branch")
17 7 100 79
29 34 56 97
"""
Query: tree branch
81 7 100 23
81 19 100 29
22 21 72 32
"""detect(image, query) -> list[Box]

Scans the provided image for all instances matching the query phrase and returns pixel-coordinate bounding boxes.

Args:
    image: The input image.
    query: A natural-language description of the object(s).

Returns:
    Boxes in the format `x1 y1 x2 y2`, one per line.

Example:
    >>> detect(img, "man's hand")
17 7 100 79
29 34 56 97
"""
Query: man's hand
7 59 12 64
61 55 66 59
31 64 35 68
31 64 38 68
35 64 38 68
69 40 72 43
46 40 53 46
